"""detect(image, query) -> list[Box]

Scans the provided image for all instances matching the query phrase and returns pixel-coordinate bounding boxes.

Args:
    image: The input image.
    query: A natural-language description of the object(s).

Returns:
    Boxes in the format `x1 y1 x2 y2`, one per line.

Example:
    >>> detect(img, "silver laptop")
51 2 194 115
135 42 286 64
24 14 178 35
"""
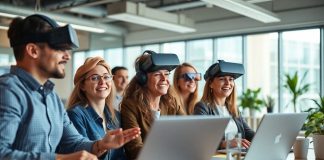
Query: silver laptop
137 116 230 160
243 113 308 160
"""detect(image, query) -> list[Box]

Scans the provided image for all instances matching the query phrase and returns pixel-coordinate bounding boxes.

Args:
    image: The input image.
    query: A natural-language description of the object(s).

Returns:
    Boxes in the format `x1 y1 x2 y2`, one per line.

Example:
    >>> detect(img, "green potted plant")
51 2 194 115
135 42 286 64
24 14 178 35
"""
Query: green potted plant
283 71 310 112
304 95 324 159
264 95 275 113
239 88 264 117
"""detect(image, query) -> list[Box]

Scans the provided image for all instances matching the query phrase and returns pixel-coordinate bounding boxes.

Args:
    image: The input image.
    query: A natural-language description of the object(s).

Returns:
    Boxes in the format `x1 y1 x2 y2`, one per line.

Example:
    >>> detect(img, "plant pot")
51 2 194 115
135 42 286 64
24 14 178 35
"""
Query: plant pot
313 134 324 159
267 107 273 113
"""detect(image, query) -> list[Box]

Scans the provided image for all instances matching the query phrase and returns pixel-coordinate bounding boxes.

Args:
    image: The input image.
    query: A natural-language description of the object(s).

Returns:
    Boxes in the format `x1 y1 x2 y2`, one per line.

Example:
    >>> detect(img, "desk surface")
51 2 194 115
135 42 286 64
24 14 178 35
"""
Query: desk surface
212 148 315 160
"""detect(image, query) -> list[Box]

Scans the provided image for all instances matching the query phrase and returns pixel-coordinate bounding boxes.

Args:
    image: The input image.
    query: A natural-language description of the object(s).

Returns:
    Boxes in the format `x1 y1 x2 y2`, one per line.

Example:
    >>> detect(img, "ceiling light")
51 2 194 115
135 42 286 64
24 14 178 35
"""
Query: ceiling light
201 0 280 23
0 25 9 30
0 12 23 18
107 1 196 33
0 12 105 33
57 22 105 33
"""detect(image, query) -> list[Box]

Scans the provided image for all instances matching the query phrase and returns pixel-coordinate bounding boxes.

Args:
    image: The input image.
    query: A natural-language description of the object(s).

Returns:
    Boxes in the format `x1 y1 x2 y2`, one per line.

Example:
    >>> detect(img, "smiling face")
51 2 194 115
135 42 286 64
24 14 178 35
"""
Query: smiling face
210 76 235 100
146 69 170 98
82 65 113 101
178 66 197 95
36 43 71 79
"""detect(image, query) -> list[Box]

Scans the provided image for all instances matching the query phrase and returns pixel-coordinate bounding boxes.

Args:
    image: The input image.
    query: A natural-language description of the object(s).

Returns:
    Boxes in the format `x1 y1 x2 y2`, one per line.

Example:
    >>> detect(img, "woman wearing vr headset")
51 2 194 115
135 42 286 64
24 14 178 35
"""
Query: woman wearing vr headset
194 60 254 149
66 57 140 160
121 51 185 159
172 63 201 115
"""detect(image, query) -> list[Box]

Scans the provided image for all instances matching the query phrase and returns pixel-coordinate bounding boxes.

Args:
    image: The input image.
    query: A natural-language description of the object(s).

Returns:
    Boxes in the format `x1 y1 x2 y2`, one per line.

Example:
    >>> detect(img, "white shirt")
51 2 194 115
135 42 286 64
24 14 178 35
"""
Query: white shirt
151 109 160 119
216 105 238 137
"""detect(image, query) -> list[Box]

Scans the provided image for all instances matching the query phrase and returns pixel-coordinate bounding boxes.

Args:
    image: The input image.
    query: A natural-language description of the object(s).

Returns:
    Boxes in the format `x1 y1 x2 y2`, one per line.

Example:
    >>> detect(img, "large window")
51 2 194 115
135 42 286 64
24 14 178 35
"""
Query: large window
215 36 244 96
281 29 320 112
161 41 185 63
72 51 86 76
142 44 160 53
105 48 123 68
0 54 14 75
124 46 141 78
187 39 213 97
246 33 279 113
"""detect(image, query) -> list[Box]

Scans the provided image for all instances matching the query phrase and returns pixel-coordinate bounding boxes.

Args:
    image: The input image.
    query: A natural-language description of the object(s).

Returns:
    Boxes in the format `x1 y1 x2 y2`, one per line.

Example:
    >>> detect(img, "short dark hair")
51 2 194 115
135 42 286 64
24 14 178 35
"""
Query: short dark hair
7 16 53 61
112 66 128 75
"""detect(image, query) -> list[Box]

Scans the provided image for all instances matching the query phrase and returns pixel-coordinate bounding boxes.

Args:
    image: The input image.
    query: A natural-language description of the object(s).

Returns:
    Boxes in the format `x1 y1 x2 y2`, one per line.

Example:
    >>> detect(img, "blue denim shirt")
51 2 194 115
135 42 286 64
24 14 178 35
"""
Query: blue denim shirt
0 66 94 160
68 105 127 160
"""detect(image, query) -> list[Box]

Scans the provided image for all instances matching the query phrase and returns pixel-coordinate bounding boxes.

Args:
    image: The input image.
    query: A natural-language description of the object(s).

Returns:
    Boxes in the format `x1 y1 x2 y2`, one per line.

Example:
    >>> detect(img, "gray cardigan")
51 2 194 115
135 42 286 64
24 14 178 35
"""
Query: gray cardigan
194 101 255 142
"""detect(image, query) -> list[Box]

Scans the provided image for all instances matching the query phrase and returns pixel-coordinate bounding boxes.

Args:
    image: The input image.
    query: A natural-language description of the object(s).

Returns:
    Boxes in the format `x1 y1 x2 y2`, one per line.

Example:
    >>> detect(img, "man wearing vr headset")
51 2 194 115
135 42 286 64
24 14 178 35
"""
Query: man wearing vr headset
0 14 139 160
194 60 255 150
172 63 201 115
120 51 185 159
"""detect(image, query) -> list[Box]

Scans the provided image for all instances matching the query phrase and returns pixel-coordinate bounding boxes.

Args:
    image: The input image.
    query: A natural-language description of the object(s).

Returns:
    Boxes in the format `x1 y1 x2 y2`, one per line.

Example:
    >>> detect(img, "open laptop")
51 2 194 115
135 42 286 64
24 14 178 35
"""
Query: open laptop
244 113 308 160
213 113 308 160
137 116 230 160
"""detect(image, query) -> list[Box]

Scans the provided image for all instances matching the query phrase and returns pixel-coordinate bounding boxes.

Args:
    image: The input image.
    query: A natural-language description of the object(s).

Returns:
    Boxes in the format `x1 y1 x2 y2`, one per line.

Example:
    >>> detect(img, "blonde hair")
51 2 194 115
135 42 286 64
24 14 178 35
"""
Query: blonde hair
172 63 199 115
67 57 116 119
201 76 239 117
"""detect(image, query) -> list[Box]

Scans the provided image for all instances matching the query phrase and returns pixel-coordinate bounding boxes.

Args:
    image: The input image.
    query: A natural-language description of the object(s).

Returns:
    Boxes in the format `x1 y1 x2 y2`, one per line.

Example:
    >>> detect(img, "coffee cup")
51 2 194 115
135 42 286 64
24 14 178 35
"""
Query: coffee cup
293 137 309 159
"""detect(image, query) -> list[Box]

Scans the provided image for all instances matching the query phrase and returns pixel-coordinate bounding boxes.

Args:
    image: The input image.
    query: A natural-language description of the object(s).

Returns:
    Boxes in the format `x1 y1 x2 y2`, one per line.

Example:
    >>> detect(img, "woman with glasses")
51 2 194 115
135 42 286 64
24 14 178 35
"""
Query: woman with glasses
66 57 139 160
172 63 201 115
194 60 254 149
121 51 185 160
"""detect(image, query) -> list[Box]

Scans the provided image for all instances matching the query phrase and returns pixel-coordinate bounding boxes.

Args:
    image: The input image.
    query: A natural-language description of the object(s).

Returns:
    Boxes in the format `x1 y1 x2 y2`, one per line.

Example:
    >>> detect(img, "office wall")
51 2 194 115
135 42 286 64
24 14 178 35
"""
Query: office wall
0 30 10 48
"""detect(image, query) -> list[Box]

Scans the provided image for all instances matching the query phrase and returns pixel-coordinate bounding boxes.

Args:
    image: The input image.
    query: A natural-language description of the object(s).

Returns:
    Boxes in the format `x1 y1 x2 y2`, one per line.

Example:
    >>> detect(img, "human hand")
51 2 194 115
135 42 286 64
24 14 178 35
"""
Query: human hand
99 127 140 149
225 138 251 149
56 150 98 160
241 139 251 149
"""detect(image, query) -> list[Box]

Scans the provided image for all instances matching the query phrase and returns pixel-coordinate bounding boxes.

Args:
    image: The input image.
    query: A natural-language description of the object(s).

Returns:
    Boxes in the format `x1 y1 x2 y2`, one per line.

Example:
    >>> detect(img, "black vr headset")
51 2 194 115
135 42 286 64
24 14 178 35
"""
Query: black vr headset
10 14 79 50
204 60 245 80
135 50 180 73
135 50 180 85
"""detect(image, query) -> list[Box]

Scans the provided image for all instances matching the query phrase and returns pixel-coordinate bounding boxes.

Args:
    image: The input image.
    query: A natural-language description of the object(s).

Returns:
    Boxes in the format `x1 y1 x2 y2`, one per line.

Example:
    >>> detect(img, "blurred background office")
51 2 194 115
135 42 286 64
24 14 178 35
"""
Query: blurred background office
0 0 323 118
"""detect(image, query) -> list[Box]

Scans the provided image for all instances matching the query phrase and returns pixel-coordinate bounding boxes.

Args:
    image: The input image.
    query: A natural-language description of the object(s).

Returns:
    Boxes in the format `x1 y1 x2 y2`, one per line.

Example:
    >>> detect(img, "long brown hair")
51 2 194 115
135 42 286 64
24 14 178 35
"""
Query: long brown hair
172 63 199 115
67 57 116 120
121 54 178 121
201 76 239 117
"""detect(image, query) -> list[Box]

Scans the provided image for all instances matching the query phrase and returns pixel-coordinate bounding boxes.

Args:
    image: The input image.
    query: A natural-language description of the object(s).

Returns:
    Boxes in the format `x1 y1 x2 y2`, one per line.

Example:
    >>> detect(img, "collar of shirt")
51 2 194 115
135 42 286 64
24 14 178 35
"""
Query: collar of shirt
86 106 117 130
10 66 55 96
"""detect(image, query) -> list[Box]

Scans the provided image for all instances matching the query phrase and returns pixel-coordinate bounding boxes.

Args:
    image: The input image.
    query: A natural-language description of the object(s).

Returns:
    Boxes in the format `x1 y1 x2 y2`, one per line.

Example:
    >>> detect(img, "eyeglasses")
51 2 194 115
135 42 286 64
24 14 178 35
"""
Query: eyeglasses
85 73 113 83
179 73 202 81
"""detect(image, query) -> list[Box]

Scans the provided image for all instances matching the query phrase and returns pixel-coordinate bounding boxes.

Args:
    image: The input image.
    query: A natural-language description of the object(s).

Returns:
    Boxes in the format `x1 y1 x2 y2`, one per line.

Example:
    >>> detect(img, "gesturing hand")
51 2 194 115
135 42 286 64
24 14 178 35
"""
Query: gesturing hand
94 127 140 155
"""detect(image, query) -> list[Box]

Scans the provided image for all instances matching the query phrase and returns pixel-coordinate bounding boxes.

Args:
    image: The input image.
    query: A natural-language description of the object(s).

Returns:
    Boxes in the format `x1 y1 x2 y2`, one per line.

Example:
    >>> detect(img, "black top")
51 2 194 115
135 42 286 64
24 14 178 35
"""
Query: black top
194 101 255 142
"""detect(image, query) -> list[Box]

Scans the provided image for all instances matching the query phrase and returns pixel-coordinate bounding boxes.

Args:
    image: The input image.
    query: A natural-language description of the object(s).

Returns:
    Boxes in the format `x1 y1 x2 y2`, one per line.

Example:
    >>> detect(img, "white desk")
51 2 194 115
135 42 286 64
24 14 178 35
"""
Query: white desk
212 148 315 160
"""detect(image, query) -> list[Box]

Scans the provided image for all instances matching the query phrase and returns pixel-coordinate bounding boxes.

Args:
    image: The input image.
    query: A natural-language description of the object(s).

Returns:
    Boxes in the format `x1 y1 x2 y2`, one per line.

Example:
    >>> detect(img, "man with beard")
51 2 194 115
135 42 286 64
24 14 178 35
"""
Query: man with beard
112 66 129 111
0 14 140 160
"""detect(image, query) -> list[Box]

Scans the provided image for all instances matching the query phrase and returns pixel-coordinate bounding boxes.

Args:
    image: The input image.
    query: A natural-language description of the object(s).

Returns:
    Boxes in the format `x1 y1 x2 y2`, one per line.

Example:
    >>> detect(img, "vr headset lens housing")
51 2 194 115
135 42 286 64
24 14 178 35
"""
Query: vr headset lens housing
47 25 79 50
181 73 202 81
10 15 79 50
204 60 245 80
137 53 180 73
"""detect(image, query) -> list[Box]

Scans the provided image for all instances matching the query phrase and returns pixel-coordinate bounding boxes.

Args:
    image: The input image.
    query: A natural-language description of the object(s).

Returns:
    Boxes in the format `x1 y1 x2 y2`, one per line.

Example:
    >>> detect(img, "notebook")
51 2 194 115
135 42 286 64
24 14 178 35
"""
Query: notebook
137 116 230 160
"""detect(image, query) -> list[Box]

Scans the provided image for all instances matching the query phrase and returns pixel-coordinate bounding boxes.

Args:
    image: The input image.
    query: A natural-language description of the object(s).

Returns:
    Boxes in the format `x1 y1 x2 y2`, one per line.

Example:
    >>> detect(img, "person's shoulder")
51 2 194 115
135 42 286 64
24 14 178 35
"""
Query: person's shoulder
0 73 25 95
67 105 87 116
0 73 20 86
195 101 207 108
